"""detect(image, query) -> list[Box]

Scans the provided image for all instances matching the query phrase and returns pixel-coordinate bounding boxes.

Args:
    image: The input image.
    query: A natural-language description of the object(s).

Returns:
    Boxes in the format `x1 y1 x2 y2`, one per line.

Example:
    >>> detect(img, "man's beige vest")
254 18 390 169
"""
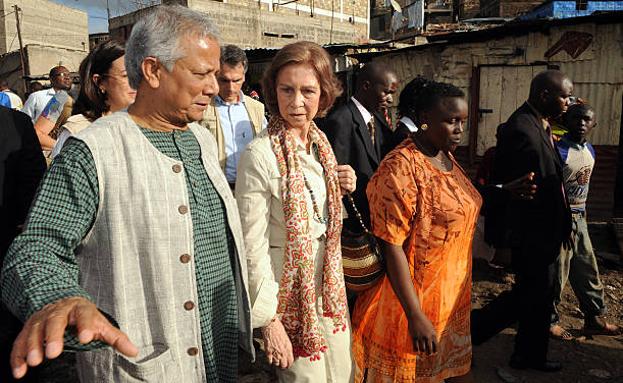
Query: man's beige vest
198 94 265 171
72 112 252 383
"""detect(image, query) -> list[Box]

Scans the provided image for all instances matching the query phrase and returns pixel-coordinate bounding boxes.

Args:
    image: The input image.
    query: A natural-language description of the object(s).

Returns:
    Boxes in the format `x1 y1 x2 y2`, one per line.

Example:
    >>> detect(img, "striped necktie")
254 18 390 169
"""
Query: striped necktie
367 118 376 146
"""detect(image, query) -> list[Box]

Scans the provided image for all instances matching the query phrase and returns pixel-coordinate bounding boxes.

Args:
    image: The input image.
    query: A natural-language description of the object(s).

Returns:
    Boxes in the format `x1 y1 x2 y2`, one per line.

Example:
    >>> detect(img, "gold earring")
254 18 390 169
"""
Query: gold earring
420 123 428 131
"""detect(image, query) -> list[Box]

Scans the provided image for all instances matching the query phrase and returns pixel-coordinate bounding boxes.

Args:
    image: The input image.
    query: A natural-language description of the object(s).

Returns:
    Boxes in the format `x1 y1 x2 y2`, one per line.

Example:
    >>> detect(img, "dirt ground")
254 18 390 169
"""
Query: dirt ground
470 222 623 383
30 223 623 383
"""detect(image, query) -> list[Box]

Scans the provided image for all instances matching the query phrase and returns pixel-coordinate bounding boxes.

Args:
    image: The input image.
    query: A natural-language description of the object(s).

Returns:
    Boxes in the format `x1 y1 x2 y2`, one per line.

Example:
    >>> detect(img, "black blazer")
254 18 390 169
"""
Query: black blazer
491 102 571 265
386 120 413 153
0 106 46 257
320 100 391 232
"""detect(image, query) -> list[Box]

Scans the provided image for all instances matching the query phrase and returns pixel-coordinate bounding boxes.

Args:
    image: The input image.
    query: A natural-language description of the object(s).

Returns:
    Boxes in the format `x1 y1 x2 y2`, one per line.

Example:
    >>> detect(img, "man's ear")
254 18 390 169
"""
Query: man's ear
361 80 371 91
418 110 430 126
141 57 162 89
539 89 550 105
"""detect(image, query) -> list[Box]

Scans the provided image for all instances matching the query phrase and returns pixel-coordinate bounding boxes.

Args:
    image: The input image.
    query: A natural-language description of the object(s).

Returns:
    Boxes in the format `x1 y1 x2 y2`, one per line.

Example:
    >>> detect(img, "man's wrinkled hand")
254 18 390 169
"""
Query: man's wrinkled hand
10 296 137 379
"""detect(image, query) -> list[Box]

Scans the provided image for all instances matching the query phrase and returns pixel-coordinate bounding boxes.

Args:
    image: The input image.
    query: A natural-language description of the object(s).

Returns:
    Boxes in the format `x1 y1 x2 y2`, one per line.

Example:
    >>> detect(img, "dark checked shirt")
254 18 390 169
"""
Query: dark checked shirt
1 127 238 382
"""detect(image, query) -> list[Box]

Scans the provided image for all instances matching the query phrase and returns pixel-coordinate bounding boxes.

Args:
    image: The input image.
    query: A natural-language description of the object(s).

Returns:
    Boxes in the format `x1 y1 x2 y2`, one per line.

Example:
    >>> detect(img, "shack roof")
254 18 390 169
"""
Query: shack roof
350 11 622 61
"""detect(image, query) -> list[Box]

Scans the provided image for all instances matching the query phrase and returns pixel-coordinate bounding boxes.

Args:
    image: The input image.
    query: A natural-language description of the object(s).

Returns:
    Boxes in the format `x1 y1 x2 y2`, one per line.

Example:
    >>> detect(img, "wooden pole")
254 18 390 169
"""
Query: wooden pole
13 5 27 95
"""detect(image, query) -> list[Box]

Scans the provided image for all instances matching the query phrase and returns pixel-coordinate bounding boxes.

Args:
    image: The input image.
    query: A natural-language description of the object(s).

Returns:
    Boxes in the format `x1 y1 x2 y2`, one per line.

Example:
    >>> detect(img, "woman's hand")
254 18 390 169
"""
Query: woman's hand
407 311 438 356
261 317 294 369
337 165 356 195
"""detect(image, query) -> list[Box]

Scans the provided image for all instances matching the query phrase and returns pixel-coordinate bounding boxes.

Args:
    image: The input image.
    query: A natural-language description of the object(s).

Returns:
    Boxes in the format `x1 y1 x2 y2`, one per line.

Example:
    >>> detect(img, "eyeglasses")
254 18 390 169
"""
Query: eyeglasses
53 72 71 79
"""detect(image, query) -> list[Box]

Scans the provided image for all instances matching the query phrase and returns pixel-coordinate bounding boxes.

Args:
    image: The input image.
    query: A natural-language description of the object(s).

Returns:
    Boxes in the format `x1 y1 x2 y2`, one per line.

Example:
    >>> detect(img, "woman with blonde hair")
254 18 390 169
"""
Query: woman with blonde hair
236 41 356 382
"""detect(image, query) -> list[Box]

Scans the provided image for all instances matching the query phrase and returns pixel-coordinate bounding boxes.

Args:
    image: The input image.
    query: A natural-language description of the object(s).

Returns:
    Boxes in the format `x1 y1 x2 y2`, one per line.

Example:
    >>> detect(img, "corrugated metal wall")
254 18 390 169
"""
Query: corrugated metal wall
375 20 623 146
372 17 622 219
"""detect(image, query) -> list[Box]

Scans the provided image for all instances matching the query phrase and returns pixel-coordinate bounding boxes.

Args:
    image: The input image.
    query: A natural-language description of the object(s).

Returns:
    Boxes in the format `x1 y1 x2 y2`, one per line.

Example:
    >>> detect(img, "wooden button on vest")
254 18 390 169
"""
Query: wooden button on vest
172 164 182 173
178 205 188 214
187 347 199 356
180 254 191 263
184 301 195 310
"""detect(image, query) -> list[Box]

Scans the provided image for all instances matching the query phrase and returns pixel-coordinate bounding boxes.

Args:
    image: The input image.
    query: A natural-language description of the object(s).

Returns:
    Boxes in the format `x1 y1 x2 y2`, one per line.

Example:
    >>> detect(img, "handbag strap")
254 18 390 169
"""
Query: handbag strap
346 194 370 234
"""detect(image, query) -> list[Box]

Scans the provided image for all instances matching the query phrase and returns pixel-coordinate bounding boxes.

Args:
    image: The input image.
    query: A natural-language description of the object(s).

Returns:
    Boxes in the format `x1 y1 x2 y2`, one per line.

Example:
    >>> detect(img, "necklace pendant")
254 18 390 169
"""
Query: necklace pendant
314 216 328 224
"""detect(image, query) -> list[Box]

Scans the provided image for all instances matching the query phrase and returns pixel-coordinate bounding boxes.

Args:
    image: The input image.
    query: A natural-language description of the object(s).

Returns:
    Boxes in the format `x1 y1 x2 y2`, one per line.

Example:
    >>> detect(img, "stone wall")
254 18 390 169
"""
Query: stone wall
111 0 368 48
0 0 88 54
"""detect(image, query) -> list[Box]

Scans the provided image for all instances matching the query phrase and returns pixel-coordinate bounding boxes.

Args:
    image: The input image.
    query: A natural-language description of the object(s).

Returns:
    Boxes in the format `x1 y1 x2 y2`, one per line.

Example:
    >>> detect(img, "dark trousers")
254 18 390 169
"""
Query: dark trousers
471 246 557 363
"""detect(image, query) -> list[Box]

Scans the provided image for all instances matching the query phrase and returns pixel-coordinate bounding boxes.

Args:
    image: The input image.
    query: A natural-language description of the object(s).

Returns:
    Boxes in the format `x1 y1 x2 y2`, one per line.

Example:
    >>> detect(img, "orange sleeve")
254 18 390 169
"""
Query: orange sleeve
366 150 418 246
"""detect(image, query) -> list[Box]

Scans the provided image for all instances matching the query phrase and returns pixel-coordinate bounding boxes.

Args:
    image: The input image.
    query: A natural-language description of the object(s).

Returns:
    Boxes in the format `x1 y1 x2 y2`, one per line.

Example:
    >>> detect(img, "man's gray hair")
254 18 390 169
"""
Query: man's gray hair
125 5 220 89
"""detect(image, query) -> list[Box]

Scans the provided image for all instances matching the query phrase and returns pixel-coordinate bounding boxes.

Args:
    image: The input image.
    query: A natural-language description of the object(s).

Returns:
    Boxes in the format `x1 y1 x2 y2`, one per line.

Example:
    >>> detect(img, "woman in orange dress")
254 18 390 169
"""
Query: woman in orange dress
351 78 482 382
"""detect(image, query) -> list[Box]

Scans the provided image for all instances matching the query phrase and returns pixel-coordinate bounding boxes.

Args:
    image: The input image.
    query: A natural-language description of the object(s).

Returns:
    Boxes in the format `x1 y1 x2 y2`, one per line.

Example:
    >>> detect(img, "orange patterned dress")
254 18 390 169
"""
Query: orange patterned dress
352 140 482 382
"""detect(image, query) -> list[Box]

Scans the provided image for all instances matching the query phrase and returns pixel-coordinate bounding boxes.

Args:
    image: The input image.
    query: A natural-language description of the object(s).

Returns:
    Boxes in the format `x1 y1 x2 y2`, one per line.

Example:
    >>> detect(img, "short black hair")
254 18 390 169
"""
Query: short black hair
49 66 68 79
355 61 395 91
398 76 464 119
566 103 594 116
563 103 595 126
221 45 248 72
528 69 569 100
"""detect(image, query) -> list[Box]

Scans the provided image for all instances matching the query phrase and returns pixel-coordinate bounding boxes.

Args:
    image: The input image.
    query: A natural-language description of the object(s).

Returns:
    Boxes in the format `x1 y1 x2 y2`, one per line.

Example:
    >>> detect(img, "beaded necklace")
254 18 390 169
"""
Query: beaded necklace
302 172 328 224
298 142 328 225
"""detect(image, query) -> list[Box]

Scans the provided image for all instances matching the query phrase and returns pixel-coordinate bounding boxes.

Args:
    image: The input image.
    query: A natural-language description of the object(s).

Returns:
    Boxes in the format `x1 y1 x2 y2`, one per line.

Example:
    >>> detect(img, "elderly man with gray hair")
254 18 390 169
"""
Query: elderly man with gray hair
1 5 252 383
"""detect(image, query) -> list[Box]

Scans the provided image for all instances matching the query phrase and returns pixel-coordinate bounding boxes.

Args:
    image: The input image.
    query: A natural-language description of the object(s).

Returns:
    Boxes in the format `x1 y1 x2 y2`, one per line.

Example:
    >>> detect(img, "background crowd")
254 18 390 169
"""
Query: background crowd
0 4 619 383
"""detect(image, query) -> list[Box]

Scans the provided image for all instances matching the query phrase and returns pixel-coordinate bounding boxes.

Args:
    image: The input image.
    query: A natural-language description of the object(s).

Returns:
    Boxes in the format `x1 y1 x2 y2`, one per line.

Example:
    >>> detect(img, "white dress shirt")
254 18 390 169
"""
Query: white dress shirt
3 90 23 110
21 88 56 122
351 96 373 125
399 116 418 132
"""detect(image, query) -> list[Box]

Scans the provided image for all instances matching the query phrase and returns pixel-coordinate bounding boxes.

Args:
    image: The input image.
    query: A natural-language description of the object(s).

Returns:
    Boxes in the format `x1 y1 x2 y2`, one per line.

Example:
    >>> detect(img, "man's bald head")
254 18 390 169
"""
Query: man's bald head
528 69 573 118
354 61 398 113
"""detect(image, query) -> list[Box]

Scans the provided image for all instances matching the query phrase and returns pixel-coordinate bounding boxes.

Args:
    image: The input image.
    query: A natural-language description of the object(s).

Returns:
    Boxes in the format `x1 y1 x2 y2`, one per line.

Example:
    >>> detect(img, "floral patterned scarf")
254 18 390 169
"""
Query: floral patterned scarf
268 115 348 360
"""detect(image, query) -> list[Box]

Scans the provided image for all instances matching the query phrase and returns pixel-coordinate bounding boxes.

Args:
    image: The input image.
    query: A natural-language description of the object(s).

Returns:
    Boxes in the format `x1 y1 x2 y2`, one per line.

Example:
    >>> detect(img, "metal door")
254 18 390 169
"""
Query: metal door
476 64 547 156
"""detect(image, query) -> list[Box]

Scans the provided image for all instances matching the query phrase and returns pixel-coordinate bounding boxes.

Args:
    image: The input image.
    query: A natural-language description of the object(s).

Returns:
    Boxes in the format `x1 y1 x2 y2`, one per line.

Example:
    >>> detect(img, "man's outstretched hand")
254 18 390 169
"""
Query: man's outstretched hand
10 296 137 379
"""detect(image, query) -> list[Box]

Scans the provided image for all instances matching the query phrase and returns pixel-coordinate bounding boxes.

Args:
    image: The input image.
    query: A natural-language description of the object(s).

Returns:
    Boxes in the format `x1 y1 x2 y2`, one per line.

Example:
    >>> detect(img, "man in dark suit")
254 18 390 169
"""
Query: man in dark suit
471 70 573 372
0 106 46 382
320 62 398 233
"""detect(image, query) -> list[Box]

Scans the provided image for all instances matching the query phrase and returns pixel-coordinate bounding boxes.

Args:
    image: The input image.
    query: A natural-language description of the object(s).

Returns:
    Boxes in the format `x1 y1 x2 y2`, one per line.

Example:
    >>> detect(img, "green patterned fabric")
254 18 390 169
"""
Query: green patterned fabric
1 128 238 381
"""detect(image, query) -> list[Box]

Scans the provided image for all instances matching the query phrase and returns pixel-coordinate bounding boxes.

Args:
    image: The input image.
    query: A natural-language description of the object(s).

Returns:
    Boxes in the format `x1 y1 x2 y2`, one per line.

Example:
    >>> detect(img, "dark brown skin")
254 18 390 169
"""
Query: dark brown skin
528 71 574 119
353 62 398 113
381 240 438 355
387 97 468 357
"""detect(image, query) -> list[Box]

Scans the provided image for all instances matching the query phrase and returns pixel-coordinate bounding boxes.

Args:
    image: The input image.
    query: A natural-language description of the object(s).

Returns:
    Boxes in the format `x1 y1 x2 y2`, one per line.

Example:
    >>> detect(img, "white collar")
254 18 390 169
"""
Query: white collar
399 116 418 132
351 97 373 125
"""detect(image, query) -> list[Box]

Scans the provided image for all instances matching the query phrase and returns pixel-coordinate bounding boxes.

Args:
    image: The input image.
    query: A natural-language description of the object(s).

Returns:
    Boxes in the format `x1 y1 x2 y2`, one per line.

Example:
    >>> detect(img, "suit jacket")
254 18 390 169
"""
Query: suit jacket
320 100 391 232
0 106 46 257
491 102 571 266
386 120 413 153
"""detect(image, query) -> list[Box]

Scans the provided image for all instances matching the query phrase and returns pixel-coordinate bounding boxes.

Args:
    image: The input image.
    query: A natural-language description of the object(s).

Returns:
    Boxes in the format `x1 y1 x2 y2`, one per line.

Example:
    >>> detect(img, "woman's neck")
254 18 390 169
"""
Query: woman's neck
413 131 441 158
289 123 311 149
